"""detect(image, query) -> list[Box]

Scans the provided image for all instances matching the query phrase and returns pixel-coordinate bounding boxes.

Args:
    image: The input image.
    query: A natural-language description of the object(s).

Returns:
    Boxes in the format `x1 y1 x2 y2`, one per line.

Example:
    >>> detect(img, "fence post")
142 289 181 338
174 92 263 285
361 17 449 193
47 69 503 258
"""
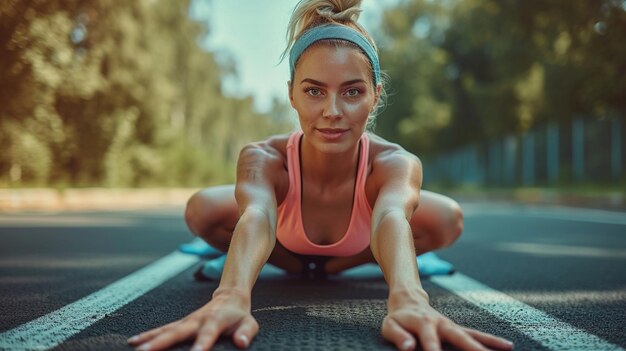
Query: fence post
503 136 518 185
489 140 502 185
572 117 585 182
547 122 559 184
612 118 622 180
476 144 486 186
465 146 478 185
522 131 535 186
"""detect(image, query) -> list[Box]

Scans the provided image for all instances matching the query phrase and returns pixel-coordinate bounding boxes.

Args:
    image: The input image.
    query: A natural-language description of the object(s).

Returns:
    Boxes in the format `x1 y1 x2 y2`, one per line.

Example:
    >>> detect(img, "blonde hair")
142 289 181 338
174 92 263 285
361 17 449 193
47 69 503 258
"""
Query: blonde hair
285 0 372 53
282 0 388 129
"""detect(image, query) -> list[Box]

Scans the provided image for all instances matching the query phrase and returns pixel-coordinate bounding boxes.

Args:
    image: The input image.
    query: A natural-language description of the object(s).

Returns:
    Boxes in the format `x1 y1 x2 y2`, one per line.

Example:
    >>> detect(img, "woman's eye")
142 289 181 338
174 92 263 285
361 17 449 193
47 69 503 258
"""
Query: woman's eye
345 88 360 97
305 88 322 96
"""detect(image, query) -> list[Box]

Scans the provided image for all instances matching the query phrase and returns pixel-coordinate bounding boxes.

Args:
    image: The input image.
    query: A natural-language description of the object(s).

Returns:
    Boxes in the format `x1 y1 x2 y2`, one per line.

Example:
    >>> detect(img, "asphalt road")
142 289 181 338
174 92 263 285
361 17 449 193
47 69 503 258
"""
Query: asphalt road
0 201 624 350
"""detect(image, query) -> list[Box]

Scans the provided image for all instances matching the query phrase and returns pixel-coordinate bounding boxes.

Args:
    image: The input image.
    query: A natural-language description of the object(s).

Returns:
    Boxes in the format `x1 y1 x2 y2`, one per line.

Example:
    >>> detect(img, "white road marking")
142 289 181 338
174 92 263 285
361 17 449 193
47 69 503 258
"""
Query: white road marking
493 242 626 258
462 204 626 226
0 251 199 351
0 215 138 227
525 209 626 226
431 273 625 351
0 255 157 269
508 289 626 305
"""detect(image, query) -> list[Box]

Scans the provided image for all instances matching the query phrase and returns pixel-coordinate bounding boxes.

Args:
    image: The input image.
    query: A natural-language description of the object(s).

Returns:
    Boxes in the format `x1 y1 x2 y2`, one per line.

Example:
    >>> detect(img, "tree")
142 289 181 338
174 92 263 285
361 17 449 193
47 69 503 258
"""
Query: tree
0 0 290 187
375 0 626 156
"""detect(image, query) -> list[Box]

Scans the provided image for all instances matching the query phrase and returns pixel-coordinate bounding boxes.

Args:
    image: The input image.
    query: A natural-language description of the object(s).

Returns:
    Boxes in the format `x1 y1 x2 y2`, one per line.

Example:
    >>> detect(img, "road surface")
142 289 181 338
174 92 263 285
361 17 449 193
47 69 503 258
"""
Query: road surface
0 201 624 350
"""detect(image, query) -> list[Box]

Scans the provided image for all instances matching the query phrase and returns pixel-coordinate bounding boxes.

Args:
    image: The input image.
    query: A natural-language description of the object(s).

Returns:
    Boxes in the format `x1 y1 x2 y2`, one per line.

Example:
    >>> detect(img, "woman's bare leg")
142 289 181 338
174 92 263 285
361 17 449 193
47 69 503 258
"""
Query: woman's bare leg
409 190 463 255
184 185 239 251
325 190 463 274
184 185 304 274
186 186 463 275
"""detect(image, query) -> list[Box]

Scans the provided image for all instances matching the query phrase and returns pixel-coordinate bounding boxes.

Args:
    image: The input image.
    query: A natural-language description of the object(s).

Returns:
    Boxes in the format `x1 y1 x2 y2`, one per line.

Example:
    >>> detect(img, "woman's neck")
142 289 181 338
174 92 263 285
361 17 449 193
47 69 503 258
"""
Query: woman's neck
300 137 360 189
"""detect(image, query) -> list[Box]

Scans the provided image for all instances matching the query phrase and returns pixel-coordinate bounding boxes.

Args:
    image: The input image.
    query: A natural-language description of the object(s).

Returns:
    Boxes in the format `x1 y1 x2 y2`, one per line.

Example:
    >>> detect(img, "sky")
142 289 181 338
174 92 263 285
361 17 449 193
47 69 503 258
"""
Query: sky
192 0 399 113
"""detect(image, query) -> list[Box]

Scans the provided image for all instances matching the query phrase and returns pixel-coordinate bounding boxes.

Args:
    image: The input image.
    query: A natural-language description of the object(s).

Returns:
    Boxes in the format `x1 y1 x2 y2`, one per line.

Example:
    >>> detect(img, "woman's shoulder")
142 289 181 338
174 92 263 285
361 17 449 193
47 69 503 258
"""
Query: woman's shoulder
367 133 420 164
364 133 422 204
366 133 422 183
239 133 292 168
237 134 291 198
265 133 292 154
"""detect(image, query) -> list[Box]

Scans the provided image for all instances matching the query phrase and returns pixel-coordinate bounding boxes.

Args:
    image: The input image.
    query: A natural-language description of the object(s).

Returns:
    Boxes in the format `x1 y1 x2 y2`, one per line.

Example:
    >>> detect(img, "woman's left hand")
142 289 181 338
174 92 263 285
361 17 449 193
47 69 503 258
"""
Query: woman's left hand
381 293 514 351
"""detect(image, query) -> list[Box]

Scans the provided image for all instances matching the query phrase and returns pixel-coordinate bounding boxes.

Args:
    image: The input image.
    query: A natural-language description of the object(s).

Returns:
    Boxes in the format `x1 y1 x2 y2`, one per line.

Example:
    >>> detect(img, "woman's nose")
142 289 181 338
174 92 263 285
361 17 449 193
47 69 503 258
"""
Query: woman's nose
323 95 342 119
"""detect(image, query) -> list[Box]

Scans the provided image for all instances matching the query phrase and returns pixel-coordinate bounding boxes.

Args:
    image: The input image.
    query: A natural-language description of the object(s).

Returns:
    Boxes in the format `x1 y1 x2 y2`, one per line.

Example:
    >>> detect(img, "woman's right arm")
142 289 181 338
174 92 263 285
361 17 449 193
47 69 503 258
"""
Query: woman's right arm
128 142 283 351
217 142 282 296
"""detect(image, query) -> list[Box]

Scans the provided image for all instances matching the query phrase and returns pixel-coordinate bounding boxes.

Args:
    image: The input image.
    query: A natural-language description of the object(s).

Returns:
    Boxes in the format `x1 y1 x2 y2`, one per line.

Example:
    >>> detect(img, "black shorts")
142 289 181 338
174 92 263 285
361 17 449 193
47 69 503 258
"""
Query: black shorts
294 254 332 280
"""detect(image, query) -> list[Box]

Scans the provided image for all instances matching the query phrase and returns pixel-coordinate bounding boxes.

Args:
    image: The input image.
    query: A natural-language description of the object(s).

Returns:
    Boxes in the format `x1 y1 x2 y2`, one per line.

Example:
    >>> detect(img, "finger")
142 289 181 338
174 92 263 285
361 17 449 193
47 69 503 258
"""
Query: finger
127 321 178 345
440 324 488 351
463 328 514 350
381 317 416 351
232 315 259 349
192 321 223 351
414 322 441 351
137 322 198 351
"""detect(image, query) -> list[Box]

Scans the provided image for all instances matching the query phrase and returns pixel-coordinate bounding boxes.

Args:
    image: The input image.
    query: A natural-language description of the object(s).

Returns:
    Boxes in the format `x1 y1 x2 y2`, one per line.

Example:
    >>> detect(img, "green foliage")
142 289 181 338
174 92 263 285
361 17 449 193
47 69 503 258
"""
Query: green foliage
0 0 291 187
375 0 626 155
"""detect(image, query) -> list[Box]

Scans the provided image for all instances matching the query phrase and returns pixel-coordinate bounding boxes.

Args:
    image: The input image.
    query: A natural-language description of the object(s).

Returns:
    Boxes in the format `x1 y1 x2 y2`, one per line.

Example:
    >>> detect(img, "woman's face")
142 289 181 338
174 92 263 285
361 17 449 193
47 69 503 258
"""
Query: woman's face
289 45 380 154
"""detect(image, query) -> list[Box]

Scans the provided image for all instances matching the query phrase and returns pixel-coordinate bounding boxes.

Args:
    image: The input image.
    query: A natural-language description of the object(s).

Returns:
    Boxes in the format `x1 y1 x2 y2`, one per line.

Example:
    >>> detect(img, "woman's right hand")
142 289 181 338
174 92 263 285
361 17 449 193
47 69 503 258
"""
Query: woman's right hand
128 289 258 351
382 290 513 351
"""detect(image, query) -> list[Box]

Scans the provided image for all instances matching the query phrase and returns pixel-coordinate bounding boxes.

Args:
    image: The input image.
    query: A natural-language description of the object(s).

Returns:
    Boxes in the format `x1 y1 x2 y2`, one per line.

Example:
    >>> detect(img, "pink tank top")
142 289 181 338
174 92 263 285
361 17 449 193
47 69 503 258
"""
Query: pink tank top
276 131 373 257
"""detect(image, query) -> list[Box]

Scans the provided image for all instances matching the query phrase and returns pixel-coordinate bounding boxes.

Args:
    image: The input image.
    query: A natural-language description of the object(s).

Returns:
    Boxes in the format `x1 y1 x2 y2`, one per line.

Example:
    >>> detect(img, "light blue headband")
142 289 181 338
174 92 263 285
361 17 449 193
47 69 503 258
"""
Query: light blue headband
289 24 381 86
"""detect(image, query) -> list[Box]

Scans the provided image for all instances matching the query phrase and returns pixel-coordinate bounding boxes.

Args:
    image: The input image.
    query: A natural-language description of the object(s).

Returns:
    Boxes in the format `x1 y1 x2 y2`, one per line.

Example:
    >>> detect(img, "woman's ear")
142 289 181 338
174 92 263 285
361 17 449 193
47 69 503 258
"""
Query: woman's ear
372 83 382 111
288 80 296 108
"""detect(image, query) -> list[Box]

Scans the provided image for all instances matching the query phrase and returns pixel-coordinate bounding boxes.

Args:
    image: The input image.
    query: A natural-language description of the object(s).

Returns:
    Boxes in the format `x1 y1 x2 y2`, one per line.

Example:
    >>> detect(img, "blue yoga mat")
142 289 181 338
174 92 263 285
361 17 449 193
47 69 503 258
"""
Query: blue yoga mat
179 239 455 280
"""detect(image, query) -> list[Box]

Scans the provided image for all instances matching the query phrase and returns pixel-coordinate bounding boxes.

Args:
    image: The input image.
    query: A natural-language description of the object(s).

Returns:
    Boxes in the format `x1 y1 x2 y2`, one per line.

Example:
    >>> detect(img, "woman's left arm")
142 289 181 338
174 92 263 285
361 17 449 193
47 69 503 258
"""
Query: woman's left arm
370 150 513 351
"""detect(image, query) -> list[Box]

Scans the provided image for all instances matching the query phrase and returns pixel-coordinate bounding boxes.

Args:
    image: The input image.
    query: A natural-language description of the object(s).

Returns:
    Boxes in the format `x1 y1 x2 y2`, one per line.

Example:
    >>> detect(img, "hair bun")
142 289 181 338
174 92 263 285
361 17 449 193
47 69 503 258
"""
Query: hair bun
283 0 368 61
316 0 362 23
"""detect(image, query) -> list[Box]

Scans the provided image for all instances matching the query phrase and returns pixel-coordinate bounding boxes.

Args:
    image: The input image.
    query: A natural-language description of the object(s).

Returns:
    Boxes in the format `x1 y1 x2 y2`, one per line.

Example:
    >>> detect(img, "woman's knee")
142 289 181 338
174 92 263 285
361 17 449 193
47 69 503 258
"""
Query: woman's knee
184 191 213 236
184 186 237 237
443 200 463 247
414 193 464 250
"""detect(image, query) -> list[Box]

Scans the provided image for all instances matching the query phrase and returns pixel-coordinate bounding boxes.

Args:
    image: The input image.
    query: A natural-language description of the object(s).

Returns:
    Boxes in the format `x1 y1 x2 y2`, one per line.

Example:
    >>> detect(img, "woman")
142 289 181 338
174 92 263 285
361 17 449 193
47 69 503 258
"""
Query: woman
129 1 514 350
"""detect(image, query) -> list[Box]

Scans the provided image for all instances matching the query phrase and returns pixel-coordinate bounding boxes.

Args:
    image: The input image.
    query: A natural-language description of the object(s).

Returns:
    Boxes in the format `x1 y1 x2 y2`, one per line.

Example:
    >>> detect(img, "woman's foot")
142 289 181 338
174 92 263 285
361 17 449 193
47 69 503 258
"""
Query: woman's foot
417 252 455 276
179 238 223 258
194 255 227 281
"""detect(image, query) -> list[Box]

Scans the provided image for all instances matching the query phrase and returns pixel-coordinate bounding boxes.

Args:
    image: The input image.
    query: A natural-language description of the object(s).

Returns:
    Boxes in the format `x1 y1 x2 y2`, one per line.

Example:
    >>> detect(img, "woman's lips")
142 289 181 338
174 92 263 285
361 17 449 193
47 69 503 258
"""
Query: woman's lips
317 128 348 140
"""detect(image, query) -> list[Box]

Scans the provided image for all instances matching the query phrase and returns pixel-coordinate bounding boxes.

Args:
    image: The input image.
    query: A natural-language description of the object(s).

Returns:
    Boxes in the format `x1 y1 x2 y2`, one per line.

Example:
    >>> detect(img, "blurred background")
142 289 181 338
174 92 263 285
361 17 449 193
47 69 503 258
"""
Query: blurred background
1 0 624 202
